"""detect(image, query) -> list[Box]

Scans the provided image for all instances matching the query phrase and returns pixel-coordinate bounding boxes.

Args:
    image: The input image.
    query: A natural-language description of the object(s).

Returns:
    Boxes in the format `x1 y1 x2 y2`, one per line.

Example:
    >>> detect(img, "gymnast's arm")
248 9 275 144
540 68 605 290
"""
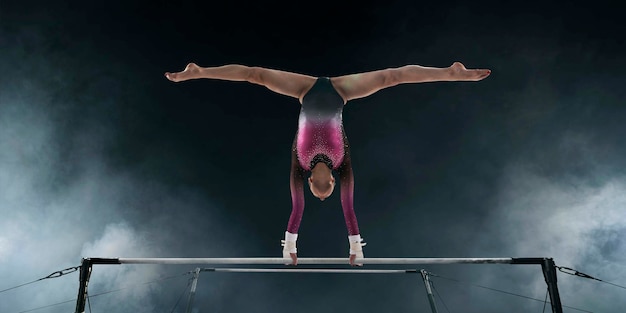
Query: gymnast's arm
337 150 360 237
287 146 306 235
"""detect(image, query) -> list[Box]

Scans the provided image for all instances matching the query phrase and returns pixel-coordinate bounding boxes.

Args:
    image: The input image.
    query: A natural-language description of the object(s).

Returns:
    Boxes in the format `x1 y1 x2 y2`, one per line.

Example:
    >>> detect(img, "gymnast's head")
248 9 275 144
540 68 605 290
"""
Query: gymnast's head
308 162 336 201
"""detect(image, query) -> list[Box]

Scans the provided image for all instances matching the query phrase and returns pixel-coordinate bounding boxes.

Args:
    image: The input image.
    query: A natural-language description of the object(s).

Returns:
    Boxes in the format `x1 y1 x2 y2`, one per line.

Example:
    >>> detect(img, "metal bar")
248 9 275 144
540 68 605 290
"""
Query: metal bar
201 268 418 274
541 258 563 313
78 256 559 313
420 270 439 313
117 257 515 265
510 257 546 264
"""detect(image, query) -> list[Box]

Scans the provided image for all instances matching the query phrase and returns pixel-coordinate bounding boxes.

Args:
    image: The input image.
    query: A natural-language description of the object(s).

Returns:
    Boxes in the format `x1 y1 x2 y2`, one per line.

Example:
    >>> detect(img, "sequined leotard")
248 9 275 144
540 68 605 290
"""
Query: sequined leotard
287 77 359 235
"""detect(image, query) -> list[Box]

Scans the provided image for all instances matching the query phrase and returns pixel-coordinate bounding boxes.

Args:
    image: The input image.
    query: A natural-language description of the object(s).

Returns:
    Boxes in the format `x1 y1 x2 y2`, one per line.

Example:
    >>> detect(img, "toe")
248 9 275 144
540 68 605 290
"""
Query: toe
165 72 177 81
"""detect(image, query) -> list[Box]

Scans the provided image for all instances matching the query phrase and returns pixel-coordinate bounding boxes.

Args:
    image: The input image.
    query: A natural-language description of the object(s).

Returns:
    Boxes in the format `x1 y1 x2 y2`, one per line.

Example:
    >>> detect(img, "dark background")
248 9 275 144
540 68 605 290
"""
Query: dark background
1 0 625 312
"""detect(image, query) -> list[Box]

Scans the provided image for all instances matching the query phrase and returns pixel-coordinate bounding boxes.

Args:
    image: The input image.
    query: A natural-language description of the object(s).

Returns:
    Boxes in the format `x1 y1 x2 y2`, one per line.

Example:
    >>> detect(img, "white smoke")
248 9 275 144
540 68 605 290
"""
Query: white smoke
0 71 241 313
0 79 194 312
80 222 164 312
473 131 626 312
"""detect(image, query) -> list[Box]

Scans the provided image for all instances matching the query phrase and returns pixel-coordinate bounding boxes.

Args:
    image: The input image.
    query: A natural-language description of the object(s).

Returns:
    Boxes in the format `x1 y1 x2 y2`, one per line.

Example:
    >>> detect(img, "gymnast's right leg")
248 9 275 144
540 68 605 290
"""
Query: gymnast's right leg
165 63 316 101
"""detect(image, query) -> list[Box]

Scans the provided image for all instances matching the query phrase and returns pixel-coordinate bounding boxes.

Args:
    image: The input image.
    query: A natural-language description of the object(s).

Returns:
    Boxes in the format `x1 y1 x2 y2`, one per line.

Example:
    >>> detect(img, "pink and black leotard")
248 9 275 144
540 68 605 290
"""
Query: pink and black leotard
287 77 360 236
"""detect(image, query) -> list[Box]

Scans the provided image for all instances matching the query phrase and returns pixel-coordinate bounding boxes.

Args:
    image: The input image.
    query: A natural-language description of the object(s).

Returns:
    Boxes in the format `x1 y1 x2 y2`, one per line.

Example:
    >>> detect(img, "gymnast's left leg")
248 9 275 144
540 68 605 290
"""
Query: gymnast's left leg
330 62 491 102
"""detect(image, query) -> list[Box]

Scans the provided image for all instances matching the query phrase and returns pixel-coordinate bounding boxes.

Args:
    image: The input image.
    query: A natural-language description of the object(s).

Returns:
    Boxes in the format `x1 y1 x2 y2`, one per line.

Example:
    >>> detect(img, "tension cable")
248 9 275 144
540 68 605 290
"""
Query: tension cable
0 266 80 294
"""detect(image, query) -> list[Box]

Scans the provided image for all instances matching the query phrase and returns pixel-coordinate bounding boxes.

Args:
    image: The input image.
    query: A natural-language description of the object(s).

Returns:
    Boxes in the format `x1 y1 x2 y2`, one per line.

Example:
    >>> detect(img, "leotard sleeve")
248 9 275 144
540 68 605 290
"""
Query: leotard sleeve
287 140 306 234
337 140 360 236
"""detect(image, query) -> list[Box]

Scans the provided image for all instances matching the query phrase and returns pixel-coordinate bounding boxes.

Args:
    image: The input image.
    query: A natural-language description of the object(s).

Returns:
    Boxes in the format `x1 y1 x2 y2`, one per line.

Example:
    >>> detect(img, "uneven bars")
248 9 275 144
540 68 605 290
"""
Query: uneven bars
93 257 521 265
77 257 562 313
201 268 418 274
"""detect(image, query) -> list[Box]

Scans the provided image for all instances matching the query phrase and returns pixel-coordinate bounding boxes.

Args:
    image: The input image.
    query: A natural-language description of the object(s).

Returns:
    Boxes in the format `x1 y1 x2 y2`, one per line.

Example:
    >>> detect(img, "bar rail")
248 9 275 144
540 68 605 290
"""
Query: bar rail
96 257 523 265
76 257 562 313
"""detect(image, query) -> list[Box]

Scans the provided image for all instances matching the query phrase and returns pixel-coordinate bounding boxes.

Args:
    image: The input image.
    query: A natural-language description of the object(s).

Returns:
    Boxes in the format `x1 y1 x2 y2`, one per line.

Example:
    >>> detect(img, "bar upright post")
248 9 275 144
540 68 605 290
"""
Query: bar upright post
420 269 439 313
185 268 201 313
541 258 563 313
75 258 93 313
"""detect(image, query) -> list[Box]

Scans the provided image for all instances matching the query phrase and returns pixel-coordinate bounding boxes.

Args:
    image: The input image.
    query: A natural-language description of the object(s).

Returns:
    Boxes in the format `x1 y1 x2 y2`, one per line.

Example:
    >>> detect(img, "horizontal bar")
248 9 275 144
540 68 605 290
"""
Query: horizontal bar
200 268 418 274
114 257 516 265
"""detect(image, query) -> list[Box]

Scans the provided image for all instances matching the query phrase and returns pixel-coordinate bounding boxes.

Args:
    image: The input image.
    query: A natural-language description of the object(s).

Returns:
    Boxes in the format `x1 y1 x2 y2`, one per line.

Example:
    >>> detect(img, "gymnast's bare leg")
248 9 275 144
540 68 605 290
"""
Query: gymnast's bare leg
164 62 490 103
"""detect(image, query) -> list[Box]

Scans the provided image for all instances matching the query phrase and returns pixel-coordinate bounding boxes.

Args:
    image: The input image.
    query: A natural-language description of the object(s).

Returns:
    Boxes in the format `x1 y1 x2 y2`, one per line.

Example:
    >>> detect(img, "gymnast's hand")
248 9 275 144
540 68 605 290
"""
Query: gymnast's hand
286 253 298 266
349 254 363 267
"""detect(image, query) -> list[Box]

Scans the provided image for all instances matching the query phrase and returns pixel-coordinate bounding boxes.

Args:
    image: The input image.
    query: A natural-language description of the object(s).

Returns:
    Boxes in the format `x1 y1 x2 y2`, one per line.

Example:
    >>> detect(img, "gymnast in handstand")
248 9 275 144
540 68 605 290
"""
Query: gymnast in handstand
165 62 491 265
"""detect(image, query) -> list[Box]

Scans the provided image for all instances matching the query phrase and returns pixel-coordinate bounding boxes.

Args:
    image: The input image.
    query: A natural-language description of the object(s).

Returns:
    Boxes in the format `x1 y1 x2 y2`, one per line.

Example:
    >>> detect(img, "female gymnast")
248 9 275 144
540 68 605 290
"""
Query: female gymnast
165 62 491 265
